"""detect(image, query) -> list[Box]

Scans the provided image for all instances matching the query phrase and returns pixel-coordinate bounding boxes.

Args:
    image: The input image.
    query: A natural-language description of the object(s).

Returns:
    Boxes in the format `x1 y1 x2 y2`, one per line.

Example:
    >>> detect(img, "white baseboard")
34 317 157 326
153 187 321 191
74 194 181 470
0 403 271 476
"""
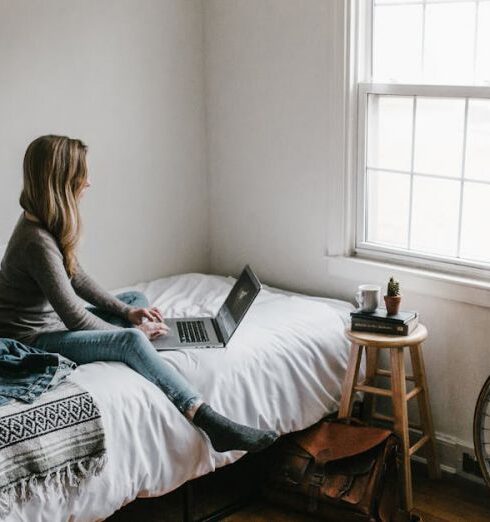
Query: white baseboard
410 428 485 485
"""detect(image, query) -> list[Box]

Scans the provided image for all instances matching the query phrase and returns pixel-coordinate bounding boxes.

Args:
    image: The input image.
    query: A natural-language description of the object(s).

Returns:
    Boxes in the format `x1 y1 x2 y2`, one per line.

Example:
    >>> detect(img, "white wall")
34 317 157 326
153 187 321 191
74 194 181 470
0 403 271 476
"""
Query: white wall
204 0 490 463
0 0 208 288
205 0 346 292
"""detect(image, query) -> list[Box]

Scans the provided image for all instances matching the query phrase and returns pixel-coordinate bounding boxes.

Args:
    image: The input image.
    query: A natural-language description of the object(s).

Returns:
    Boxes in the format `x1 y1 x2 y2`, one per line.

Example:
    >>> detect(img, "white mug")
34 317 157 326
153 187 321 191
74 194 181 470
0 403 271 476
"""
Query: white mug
355 284 381 313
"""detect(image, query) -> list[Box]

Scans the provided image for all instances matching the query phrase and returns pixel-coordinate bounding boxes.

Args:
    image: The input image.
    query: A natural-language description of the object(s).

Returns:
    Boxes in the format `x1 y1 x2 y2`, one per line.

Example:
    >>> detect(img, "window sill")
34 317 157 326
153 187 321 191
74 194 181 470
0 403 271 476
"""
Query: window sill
325 254 490 308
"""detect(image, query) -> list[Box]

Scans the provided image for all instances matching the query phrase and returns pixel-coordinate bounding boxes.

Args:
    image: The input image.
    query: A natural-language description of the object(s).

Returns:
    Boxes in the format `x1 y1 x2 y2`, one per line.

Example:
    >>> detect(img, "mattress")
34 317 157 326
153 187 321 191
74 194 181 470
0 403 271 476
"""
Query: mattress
9 272 357 522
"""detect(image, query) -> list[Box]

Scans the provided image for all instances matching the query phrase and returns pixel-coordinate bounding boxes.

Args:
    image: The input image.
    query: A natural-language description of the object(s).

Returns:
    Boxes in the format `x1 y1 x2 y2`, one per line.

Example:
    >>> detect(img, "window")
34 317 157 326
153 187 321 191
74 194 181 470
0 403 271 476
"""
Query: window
355 0 490 273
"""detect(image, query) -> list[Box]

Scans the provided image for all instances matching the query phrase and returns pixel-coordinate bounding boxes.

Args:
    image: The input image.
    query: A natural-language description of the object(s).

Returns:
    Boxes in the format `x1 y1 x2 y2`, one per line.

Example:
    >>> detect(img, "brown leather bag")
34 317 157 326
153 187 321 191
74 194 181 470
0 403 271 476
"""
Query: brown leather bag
264 418 410 522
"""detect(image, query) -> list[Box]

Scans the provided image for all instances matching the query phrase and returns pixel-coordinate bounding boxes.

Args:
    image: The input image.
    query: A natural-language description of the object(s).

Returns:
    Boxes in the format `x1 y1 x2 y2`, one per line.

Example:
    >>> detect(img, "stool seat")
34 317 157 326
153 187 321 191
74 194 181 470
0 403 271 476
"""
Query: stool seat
346 324 428 348
338 323 439 514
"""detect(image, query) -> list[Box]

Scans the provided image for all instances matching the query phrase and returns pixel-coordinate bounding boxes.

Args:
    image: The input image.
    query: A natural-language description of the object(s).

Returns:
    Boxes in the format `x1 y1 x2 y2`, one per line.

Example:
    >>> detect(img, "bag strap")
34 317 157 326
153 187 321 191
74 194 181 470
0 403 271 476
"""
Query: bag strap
306 460 324 513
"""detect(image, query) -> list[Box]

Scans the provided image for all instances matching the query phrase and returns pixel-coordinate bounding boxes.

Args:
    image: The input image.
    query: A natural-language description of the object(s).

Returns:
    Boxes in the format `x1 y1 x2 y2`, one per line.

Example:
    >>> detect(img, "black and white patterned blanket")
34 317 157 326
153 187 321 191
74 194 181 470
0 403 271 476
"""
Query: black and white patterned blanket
0 381 106 519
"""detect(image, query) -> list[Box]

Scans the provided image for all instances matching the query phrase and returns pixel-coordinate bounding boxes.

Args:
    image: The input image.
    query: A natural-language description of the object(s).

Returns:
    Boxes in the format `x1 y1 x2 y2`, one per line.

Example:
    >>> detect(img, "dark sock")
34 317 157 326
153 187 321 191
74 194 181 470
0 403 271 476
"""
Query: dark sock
192 404 278 453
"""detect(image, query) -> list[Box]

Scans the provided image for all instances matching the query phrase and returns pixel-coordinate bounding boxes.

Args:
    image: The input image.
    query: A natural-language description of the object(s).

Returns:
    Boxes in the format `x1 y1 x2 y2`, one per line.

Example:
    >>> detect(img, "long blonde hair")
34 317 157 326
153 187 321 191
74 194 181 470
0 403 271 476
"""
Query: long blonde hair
20 135 88 277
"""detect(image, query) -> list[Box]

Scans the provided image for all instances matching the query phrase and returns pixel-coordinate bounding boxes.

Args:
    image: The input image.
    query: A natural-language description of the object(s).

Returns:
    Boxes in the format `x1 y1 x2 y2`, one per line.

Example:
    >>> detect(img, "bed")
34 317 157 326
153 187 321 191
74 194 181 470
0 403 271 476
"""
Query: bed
8 272 359 522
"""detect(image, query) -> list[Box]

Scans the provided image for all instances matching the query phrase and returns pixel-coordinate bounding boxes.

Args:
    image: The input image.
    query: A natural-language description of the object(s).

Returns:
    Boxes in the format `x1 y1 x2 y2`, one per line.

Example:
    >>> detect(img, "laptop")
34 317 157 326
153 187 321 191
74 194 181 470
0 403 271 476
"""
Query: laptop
152 264 261 351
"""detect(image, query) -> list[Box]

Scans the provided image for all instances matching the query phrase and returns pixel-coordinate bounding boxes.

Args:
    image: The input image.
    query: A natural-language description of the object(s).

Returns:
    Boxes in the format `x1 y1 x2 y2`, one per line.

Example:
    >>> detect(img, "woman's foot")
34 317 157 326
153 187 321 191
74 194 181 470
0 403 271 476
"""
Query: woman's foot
192 404 278 453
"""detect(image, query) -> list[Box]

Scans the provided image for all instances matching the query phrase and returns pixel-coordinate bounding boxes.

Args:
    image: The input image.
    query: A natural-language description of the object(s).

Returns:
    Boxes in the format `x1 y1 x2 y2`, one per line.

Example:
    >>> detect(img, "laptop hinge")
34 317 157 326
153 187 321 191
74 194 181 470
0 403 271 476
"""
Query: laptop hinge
212 318 225 345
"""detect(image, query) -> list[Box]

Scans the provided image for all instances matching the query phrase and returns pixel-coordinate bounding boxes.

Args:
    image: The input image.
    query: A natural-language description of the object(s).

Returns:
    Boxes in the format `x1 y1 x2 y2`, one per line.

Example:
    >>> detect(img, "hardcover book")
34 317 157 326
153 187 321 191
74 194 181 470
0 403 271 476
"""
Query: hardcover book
350 308 418 324
350 308 419 336
351 317 418 336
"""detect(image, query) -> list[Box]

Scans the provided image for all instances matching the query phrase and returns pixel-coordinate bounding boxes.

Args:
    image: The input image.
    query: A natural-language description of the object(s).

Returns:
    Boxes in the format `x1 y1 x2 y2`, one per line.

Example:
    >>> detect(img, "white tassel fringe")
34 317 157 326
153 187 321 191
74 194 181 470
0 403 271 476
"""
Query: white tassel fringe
0 452 107 519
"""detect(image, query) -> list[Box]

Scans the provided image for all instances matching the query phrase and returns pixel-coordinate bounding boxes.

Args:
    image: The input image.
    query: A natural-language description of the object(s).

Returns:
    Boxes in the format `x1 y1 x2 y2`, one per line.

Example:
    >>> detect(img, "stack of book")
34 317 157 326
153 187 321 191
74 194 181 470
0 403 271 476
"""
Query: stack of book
350 308 419 336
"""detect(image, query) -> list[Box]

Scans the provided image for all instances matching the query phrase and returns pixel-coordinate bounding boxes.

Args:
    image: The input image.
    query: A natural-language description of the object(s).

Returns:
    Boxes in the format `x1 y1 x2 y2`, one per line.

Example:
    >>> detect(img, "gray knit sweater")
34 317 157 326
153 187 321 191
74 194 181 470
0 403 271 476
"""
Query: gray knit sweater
0 214 131 345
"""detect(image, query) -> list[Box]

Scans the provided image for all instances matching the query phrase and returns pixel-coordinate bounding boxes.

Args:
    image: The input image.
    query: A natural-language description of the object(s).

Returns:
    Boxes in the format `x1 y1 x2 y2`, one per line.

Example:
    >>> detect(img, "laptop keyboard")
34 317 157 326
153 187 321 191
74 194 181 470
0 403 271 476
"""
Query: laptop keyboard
177 320 210 343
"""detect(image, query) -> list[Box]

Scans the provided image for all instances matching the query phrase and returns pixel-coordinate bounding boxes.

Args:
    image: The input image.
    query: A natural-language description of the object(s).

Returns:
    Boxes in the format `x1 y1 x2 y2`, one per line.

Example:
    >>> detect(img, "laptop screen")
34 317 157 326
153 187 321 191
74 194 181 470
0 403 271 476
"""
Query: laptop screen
215 265 261 344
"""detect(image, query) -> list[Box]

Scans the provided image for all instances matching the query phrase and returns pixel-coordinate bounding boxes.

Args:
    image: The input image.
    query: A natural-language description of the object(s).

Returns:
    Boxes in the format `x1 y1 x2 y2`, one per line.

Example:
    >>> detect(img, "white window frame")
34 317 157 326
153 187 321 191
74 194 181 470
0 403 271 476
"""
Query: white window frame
352 1 490 281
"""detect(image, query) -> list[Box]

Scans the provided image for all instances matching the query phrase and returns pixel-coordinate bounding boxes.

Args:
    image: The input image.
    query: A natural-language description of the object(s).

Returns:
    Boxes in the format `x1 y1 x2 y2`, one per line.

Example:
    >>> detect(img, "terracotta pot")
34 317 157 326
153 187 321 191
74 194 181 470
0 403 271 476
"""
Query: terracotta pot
384 295 401 315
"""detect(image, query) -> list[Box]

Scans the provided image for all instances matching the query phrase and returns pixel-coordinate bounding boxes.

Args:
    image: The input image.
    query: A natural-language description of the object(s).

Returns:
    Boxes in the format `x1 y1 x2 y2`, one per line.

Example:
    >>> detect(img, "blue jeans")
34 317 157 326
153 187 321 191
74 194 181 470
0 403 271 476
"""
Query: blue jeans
34 291 201 414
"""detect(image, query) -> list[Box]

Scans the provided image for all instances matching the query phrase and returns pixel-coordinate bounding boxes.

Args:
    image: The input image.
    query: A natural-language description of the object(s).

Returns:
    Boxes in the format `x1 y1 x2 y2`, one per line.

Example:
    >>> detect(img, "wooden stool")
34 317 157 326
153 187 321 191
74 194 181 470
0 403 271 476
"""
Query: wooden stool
338 324 440 512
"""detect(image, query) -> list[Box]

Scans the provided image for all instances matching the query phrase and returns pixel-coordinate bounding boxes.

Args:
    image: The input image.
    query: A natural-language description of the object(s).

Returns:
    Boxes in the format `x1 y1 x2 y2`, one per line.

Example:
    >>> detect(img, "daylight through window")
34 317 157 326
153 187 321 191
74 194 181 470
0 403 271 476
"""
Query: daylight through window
358 0 490 270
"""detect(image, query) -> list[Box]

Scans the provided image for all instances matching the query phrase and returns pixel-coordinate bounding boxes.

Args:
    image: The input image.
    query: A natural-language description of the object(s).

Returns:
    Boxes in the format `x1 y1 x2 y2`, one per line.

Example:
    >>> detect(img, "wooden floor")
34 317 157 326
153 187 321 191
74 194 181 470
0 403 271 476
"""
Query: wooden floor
110 467 490 522
223 471 490 522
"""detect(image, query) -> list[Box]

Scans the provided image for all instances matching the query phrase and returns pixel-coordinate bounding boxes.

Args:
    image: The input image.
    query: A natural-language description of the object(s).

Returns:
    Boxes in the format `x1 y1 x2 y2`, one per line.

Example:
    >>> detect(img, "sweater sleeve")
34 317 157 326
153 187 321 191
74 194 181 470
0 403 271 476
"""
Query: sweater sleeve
71 262 131 318
25 240 123 332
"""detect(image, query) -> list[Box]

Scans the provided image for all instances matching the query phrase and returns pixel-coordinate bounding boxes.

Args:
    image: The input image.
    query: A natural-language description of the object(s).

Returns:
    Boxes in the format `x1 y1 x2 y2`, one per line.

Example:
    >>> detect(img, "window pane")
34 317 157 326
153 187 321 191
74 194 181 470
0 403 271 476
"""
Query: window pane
367 95 413 171
460 183 490 262
373 0 487 86
476 2 490 86
465 99 490 182
410 176 460 257
373 5 423 82
424 3 475 85
366 170 410 248
414 97 465 178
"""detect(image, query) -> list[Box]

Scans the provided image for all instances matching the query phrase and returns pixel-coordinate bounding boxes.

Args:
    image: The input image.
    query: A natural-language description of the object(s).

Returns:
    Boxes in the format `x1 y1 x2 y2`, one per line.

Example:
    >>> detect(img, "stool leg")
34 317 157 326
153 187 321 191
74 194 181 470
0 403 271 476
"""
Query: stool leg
363 346 379 422
390 347 412 512
339 343 363 418
410 343 441 479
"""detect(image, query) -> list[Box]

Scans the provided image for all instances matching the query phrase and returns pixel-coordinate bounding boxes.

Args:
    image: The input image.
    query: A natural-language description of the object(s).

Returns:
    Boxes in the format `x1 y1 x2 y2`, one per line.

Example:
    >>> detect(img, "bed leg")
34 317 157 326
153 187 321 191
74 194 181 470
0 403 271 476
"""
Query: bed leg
183 482 195 522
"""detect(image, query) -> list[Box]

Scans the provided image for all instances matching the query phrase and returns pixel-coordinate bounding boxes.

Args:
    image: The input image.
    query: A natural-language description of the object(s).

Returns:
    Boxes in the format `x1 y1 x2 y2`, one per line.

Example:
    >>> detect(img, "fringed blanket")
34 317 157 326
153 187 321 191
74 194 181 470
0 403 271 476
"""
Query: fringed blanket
0 380 106 519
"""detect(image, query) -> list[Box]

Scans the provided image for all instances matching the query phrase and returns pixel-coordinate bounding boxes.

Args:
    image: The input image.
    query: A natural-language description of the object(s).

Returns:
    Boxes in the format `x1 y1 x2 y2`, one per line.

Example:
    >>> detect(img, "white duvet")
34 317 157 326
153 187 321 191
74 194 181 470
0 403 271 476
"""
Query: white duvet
9 273 357 522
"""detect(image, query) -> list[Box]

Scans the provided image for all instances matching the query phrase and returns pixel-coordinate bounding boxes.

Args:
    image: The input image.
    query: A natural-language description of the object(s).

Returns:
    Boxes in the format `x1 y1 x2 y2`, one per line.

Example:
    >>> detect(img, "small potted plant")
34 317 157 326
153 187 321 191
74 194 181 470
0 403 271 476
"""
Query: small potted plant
384 277 401 315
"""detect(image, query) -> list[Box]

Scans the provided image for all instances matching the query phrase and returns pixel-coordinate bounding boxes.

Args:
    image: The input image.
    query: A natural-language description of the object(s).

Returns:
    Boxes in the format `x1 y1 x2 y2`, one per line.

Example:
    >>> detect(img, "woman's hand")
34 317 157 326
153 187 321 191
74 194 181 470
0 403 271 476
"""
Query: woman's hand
128 306 168 340
127 306 164 325
136 320 169 340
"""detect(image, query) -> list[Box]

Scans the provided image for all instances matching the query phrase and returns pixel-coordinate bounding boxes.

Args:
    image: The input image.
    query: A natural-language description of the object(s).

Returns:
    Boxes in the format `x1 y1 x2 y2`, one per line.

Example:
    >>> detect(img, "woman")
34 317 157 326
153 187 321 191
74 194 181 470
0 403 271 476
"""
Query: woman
0 135 277 453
